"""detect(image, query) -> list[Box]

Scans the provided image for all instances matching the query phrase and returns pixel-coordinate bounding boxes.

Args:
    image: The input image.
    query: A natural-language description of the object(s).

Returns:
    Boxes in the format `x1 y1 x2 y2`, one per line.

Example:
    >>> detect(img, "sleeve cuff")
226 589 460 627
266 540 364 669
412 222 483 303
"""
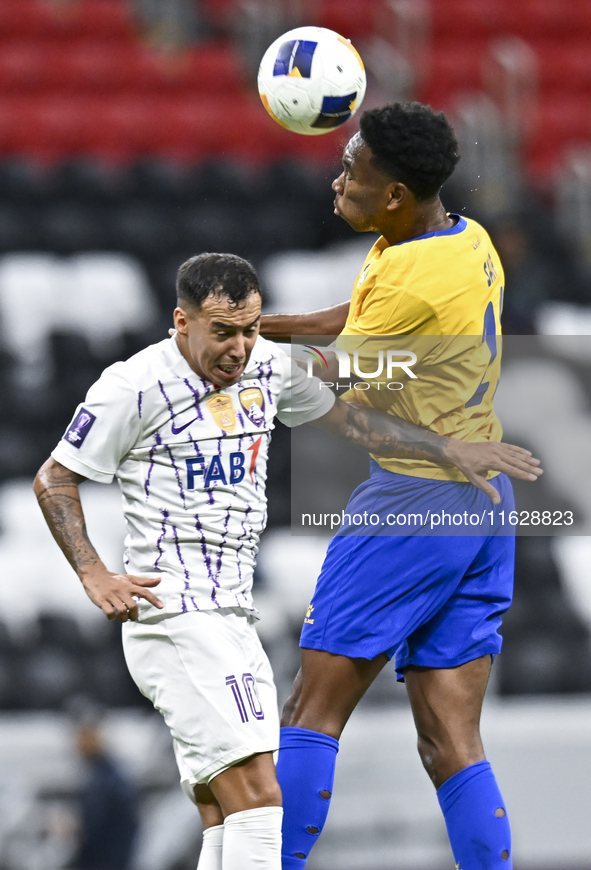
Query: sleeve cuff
51 445 115 484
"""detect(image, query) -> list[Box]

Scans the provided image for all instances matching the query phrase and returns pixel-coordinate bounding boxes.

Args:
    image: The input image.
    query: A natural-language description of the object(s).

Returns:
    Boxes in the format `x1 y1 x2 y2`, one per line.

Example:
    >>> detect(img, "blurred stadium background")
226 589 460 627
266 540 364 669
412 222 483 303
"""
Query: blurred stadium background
2 0 591 868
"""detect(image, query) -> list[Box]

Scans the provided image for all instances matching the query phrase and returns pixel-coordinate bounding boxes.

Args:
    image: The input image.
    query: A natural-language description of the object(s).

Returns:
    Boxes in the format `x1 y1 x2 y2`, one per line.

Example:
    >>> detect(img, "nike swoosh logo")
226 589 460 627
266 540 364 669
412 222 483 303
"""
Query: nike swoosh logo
171 417 200 435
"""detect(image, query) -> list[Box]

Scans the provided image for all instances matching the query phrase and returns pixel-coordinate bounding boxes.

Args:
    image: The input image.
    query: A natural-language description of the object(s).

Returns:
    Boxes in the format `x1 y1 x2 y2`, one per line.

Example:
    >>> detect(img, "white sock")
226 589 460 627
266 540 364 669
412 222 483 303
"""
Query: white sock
222 806 283 870
197 824 224 870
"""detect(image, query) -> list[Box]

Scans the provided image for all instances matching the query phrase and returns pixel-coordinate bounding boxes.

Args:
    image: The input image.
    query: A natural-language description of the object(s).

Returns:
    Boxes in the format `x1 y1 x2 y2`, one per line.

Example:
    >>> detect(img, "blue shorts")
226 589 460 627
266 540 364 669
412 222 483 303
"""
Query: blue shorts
300 464 515 678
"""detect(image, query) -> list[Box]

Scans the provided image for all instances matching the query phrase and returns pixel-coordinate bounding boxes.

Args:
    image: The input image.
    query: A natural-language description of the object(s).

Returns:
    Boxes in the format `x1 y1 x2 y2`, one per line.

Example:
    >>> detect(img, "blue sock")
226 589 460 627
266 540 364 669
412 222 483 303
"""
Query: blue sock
275 726 339 870
437 760 512 869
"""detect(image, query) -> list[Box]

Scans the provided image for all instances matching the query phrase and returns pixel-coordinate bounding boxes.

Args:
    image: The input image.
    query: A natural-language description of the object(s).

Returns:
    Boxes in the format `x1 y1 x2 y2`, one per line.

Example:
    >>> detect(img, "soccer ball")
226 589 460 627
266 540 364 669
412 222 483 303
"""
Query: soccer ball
257 26 366 136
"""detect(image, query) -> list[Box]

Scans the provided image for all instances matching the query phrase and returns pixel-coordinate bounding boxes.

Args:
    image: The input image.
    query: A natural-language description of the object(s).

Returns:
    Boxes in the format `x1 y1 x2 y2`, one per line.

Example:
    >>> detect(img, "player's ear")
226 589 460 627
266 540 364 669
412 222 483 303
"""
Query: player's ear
173 306 190 334
386 182 409 211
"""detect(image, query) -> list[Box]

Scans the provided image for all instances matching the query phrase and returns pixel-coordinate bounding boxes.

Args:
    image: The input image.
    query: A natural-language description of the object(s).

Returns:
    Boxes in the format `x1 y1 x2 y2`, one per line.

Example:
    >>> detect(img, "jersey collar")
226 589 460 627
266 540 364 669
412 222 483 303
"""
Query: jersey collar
393 214 467 246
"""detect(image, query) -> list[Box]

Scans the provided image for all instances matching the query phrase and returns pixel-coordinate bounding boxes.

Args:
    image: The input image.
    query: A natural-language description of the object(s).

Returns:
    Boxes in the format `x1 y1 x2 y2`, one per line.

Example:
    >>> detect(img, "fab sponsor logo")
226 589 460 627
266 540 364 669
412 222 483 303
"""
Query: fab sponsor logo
186 437 263 488
304 603 315 624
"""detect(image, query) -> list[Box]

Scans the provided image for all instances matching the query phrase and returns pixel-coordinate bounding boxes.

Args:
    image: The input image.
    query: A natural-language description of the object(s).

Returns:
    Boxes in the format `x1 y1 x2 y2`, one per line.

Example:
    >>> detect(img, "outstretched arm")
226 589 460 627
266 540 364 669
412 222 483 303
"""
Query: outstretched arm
259 302 350 344
34 458 163 621
311 400 542 505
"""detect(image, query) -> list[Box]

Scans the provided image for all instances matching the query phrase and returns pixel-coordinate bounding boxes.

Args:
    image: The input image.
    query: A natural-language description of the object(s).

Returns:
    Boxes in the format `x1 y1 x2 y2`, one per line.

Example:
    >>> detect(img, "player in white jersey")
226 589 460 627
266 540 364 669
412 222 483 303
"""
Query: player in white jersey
34 253 541 870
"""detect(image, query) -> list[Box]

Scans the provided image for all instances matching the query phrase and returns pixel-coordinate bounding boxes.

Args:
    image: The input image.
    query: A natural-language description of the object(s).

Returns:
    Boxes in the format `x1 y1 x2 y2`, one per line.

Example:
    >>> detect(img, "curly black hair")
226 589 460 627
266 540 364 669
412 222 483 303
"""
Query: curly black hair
359 102 460 201
177 252 261 309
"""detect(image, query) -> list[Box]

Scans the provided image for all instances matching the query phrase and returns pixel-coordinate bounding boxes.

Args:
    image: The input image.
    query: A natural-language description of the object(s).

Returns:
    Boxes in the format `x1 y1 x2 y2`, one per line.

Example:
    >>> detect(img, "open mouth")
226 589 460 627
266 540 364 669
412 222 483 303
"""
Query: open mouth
216 363 243 377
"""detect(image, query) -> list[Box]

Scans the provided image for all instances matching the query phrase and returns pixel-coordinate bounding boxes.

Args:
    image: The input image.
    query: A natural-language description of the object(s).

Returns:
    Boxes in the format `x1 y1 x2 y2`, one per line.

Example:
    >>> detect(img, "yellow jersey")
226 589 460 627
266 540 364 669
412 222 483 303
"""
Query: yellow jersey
337 215 505 482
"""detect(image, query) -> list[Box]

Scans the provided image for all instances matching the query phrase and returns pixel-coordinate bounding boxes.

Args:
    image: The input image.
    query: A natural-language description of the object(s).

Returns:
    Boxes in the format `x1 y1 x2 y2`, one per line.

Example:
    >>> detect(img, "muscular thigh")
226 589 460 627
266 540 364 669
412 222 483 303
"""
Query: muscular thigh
282 648 388 737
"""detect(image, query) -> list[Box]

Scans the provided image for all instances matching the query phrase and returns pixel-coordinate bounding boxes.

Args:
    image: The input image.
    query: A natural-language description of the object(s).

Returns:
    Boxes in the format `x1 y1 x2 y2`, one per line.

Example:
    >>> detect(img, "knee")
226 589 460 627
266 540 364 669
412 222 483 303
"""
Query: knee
416 731 461 787
226 775 282 814
241 760 283 808
254 779 283 808
416 732 486 790
416 734 442 784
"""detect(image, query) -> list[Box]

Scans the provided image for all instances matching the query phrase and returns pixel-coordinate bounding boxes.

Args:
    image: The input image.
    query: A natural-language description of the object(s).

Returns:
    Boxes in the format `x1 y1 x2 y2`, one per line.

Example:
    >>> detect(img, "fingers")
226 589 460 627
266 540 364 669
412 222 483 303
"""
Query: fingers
491 455 543 481
504 464 543 481
466 473 501 505
135 588 165 609
495 444 542 468
501 443 532 456
470 444 543 481
126 575 164 609
127 574 162 587
101 574 164 621
104 594 139 622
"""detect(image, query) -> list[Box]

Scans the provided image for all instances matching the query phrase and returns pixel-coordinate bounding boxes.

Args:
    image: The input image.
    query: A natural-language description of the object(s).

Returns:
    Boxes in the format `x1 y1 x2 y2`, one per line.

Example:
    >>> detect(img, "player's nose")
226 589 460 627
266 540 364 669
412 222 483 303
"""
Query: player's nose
332 172 344 193
228 335 247 359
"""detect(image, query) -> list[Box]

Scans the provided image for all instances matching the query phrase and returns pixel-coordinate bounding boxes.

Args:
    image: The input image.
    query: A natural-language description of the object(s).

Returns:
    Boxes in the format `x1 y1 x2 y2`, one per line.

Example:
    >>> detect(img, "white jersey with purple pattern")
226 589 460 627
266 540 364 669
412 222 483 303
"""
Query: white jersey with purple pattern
52 335 334 620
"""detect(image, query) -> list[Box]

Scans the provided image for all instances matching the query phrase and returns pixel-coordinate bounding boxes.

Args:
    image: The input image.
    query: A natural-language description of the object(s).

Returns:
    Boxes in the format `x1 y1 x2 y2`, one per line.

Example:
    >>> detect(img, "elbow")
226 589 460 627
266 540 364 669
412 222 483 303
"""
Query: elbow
33 457 56 499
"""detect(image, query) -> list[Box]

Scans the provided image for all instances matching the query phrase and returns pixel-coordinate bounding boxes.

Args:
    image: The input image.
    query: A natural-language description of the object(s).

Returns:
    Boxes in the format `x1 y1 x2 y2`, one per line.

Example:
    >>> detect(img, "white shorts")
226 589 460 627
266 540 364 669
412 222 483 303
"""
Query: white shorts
122 608 279 797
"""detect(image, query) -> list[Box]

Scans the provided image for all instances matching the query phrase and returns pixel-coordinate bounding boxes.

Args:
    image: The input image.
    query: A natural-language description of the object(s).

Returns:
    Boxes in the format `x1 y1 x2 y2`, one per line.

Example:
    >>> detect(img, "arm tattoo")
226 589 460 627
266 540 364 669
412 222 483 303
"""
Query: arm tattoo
35 463 101 576
342 403 451 462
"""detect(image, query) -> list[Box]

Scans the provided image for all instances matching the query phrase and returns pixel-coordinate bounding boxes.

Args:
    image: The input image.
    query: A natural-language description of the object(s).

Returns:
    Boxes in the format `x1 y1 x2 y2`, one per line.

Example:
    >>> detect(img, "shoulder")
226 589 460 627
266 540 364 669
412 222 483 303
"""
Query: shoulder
90 337 190 404
115 337 180 386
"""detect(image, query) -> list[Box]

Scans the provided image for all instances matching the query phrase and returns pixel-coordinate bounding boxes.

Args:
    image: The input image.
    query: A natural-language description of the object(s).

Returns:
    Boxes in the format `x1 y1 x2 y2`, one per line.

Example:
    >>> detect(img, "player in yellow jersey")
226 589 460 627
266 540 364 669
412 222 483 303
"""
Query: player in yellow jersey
261 103 518 870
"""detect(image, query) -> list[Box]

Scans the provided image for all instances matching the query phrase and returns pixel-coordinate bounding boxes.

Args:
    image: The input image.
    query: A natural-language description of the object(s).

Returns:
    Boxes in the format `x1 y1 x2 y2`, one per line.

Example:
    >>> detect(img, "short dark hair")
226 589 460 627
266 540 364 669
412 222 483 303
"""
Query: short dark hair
359 102 460 200
176 252 261 309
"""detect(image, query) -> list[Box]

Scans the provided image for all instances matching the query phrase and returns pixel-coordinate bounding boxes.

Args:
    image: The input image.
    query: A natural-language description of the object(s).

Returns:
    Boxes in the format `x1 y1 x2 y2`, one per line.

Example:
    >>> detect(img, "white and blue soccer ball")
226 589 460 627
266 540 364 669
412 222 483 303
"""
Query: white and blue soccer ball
257 26 367 136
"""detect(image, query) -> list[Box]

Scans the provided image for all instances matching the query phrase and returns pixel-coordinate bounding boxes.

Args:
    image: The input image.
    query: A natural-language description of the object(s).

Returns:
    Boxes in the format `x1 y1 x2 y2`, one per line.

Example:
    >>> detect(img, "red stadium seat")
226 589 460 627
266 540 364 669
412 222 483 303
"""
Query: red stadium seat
530 40 591 92
534 94 591 143
0 95 85 159
0 98 19 154
30 96 91 159
317 0 381 39
68 0 137 40
81 96 168 161
107 42 244 95
0 1 65 38
505 0 591 37
0 0 136 41
181 43 247 96
55 41 137 92
429 0 504 38
0 41 51 91
525 141 569 183
413 0 591 185
423 39 487 98
156 97 263 161
28 41 247 97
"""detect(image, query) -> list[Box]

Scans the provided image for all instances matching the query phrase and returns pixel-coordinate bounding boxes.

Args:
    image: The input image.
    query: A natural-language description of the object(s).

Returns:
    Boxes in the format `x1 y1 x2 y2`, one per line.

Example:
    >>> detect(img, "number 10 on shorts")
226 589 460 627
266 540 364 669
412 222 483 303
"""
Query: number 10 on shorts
226 673 265 722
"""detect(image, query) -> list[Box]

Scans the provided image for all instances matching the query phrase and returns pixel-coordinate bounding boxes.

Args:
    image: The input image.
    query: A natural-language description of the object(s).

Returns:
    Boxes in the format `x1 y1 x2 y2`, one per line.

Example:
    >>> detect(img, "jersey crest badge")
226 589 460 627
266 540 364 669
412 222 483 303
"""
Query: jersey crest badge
205 394 237 433
239 387 265 427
